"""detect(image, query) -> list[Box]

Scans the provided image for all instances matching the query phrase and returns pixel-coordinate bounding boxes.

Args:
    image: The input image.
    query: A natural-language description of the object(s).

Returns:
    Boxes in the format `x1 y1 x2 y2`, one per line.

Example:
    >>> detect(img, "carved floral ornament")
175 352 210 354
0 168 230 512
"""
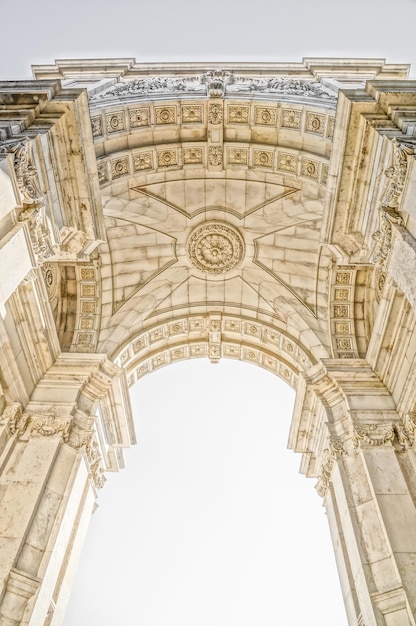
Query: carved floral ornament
89 71 337 104
186 222 245 275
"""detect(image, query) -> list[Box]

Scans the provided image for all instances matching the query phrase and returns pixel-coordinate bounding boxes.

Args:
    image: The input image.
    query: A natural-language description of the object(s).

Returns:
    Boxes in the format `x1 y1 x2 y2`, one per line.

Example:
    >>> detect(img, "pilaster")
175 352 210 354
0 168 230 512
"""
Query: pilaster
0 353 134 625
292 360 416 625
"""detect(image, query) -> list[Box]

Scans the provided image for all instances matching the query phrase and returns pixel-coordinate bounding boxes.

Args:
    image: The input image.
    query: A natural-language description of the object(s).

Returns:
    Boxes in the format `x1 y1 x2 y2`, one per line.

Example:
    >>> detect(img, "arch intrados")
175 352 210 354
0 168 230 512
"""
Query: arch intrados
114 312 318 391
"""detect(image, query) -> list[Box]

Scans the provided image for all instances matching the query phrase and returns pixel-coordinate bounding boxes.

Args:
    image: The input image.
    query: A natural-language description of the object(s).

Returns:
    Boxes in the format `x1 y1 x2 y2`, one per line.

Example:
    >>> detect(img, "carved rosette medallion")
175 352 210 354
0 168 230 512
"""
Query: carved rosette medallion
186 222 244 275
41 263 58 300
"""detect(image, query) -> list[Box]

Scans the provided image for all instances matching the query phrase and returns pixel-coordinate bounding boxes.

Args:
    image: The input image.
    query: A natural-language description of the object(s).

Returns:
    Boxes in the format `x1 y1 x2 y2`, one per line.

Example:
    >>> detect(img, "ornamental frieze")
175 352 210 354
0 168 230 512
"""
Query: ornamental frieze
89 71 337 106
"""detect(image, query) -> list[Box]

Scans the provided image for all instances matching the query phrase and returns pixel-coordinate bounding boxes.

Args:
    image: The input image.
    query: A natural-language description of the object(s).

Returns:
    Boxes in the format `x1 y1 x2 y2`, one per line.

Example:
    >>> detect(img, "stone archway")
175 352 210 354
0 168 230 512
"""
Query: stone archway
1 58 416 625
65 358 347 626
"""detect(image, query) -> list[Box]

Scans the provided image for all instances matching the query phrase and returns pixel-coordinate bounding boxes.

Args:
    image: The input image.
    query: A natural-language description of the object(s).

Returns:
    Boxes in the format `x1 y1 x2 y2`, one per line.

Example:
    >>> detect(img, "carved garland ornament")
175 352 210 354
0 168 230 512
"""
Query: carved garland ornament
186 222 244 275
90 72 336 102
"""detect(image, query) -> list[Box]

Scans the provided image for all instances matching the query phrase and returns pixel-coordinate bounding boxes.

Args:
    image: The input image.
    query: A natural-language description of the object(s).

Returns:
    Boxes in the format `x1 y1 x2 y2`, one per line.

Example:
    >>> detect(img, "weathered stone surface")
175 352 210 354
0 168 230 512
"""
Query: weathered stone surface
1 58 416 625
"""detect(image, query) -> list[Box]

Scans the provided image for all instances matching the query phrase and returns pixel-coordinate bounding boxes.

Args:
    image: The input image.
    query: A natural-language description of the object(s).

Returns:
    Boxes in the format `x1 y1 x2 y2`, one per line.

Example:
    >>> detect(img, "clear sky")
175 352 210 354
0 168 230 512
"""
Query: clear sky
64 360 348 626
0 0 415 79
2 1 415 624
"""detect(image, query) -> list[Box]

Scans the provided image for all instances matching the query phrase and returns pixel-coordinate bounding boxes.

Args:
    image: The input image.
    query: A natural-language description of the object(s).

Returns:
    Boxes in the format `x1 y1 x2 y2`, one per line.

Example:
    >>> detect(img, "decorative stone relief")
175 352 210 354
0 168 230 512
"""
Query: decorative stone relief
327 116 335 139
189 318 206 331
301 158 320 179
129 107 150 128
373 138 415 266
255 107 276 126
394 413 416 449
2 139 42 204
336 270 353 285
253 149 273 168
330 266 358 359
181 105 203 124
227 105 250 124
133 151 153 171
186 222 244 275
201 70 234 97
119 349 130 365
19 204 54 262
90 76 205 100
316 448 336 497
321 164 329 185
117 315 309 382
67 428 94 450
1 403 28 437
381 138 416 211
277 152 297 172
133 337 147 352
97 161 109 185
183 147 203 165
41 263 58 300
28 411 72 442
171 347 186 361
228 76 337 101
110 156 129 178
150 327 165 343
228 148 248 165
90 71 337 103
152 353 168 369
353 423 395 449
281 109 301 129
90 116 103 138
208 314 222 363
375 267 386 302
2 140 54 262
372 212 394 266
334 305 349 318
169 321 185 335
305 112 325 134
157 150 178 167
106 111 125 133
86 440 106 489
155 106 176 125
72 262 100 352
208 146 223 167
316 436 348 497
208 103 223 125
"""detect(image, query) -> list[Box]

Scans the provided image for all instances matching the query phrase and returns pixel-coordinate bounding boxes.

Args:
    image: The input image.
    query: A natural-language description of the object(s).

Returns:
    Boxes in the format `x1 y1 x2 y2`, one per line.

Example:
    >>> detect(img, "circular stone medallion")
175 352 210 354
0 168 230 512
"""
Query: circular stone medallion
186 222 245 275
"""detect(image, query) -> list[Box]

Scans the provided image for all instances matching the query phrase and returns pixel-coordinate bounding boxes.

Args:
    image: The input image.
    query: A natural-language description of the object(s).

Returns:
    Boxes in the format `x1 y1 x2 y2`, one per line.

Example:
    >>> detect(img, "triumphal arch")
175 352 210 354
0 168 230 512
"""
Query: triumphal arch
1 57 416 625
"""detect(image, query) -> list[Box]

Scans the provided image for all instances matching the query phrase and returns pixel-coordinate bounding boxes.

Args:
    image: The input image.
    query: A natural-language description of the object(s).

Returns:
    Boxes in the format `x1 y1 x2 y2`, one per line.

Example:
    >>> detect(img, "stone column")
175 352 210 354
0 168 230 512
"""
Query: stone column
295 360 416 626
0 354 134 626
